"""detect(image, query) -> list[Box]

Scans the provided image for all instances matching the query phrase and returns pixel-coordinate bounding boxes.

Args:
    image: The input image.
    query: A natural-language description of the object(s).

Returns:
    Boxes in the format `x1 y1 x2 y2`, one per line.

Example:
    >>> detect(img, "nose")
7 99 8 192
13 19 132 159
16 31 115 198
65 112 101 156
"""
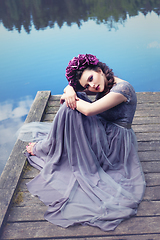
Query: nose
89 82 95 88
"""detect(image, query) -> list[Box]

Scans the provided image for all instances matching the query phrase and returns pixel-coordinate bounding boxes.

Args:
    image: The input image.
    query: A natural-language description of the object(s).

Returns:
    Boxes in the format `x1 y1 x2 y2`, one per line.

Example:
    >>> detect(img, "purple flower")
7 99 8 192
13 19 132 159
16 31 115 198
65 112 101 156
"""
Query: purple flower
65 54 99 89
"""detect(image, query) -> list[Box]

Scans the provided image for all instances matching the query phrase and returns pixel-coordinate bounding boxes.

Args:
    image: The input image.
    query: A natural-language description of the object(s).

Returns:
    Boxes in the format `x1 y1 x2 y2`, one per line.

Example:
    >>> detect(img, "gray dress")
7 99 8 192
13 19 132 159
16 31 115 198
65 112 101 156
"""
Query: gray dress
26 81 146 231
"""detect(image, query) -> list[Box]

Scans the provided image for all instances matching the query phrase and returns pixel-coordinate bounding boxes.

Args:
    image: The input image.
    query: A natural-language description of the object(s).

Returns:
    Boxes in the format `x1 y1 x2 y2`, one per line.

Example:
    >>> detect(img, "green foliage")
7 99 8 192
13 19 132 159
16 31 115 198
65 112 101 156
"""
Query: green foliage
0 0 159 33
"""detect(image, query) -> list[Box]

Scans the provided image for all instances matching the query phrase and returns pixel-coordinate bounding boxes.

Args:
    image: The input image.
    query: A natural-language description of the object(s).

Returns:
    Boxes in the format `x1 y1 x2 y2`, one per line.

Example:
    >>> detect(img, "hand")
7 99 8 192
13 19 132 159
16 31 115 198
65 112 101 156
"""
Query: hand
62 85 78 110
60 93 66 104
26 142 36 156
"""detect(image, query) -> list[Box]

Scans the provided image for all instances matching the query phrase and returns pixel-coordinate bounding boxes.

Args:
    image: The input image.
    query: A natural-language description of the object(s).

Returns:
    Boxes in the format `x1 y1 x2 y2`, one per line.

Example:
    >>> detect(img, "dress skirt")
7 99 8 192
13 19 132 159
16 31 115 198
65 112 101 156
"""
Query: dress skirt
25 97 146 231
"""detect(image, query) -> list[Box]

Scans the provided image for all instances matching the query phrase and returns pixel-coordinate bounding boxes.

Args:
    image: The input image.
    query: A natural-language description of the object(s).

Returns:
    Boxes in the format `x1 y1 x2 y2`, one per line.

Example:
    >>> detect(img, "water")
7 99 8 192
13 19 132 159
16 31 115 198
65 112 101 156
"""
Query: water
0 0 160 175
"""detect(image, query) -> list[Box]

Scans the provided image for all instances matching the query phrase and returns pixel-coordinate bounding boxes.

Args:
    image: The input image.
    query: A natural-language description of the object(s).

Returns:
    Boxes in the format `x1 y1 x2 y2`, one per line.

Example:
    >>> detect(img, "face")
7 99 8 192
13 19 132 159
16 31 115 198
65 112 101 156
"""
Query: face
79 68 107 93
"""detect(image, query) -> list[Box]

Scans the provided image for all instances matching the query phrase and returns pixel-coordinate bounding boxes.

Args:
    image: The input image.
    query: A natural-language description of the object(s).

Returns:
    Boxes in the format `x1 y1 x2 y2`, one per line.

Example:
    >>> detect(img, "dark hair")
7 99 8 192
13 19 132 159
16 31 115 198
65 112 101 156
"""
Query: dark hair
75 61 115 95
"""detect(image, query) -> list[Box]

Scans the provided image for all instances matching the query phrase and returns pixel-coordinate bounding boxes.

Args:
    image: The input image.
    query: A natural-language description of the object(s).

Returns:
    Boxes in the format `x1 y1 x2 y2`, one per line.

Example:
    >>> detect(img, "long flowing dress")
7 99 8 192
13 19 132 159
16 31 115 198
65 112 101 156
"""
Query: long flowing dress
25 81 146 231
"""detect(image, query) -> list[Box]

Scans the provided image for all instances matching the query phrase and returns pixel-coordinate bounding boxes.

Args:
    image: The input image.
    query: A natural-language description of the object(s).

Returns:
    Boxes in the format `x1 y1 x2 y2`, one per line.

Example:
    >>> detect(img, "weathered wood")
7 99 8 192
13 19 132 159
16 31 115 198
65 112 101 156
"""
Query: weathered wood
135 109 160 117
138 141 160 151
45 106 60 113
0 140 27 233
11 186 160 205
137 201 160 216
22 166 39 179
143 186 160 200
48 92 160 103
145 173 160 186
0 189 15 235
22 171 160 188
48 92 160 102
12 191 45 207
68 236 160 240
0 141 26 190
25 91 51 123
138 151 160 161
0 91 51 236
1 91 160 240
43 113 56 121
133 117 160 124
132 124 160 133
136 92 160 102
141 161 160 173
2 216 160 239
43 114 160 126
7 206 47 222
6 200 160 223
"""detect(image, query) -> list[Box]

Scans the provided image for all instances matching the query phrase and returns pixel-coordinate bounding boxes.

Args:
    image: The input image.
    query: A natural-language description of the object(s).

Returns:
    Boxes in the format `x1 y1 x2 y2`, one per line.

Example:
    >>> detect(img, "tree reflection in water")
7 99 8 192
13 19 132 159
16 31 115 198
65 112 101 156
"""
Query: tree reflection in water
0 0 159 33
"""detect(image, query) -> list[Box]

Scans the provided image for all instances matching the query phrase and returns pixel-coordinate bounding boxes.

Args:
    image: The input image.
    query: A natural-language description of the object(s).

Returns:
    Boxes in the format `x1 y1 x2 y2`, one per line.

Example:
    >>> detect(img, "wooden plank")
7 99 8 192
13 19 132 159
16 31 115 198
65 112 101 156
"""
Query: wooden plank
12 192 45 207
137 201 160 216
0 91 51 235
45 106 60 113
136 92 160 102
143 186 160 200
2 216 160 239
19 168 160 191
47 92 160 104
25 91 51 123
2 92 160 239
7 200 160 223
22 171 160 188
136 104 160 110
138 151 160 161
7 206 47 222
0 140 26 232
133 124 160 133
43 113 56 122
22 166 39 179
145 173 160 186
138 141 160 151
13 186 160 203
141 161 160 173
0 140 27 190
43 114 160 126
133 117 160 124
0 189 15 233
66 235 160 240
135 132 160 141
135 109 160 117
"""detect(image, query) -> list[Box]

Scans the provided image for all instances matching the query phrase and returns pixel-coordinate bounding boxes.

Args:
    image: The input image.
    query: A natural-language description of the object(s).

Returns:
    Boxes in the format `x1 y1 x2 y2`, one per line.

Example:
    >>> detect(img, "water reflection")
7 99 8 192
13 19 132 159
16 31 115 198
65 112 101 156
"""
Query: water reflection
147 41 160 48
0 0 159 33
0 96 33 175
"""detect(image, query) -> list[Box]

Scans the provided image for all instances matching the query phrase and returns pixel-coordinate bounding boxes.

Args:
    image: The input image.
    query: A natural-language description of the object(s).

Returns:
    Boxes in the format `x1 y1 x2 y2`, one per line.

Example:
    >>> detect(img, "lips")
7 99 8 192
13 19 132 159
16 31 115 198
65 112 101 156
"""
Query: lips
96 85 99 90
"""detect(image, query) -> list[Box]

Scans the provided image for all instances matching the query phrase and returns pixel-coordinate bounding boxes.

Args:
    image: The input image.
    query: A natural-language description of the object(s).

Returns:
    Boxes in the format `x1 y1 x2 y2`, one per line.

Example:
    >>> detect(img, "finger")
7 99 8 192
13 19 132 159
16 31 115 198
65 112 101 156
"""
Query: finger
65 100 69 107
26 146 31 153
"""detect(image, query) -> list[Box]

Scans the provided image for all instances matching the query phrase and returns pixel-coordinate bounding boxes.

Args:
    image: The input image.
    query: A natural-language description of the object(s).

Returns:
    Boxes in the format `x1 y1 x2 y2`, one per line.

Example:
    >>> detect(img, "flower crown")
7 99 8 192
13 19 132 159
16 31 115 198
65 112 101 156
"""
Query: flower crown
65 54 99 89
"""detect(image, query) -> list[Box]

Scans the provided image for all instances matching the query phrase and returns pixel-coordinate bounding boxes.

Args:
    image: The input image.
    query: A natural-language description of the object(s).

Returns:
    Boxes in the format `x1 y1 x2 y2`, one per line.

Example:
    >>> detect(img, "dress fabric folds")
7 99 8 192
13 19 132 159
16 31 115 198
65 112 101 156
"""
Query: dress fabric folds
25 81 146 231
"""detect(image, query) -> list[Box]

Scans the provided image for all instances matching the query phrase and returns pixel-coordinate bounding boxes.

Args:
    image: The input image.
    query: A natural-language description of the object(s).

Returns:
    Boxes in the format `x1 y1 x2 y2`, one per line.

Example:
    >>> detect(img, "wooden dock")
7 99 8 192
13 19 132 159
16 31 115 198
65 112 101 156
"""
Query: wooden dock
0 91 160 240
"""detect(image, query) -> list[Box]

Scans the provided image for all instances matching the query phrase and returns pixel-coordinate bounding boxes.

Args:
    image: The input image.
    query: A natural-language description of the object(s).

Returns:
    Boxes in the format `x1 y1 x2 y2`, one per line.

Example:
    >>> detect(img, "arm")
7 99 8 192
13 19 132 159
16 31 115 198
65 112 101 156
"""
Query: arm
60 85 78 109
76 92 127 116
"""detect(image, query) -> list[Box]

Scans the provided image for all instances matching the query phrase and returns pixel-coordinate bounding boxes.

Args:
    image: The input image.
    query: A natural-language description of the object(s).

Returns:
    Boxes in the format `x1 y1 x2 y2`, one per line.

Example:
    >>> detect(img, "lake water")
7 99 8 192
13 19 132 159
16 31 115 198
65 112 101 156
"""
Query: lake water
0 0 160 175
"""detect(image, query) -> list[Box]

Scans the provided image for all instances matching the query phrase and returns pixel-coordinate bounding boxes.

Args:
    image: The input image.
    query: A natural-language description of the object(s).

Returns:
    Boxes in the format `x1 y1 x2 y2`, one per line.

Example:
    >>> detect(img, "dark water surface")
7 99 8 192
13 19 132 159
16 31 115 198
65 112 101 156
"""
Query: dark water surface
0 0 160 175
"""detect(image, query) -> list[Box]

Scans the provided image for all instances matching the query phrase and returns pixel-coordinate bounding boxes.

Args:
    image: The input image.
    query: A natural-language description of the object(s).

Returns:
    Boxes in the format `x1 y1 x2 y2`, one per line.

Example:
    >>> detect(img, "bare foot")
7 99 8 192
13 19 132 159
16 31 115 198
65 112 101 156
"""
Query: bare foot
26 142 36 156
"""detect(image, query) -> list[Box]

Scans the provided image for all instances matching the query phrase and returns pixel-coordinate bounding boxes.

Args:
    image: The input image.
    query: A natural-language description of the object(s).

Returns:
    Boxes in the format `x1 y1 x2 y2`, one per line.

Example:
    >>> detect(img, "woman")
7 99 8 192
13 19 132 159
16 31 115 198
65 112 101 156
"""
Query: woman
26 54 146 231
